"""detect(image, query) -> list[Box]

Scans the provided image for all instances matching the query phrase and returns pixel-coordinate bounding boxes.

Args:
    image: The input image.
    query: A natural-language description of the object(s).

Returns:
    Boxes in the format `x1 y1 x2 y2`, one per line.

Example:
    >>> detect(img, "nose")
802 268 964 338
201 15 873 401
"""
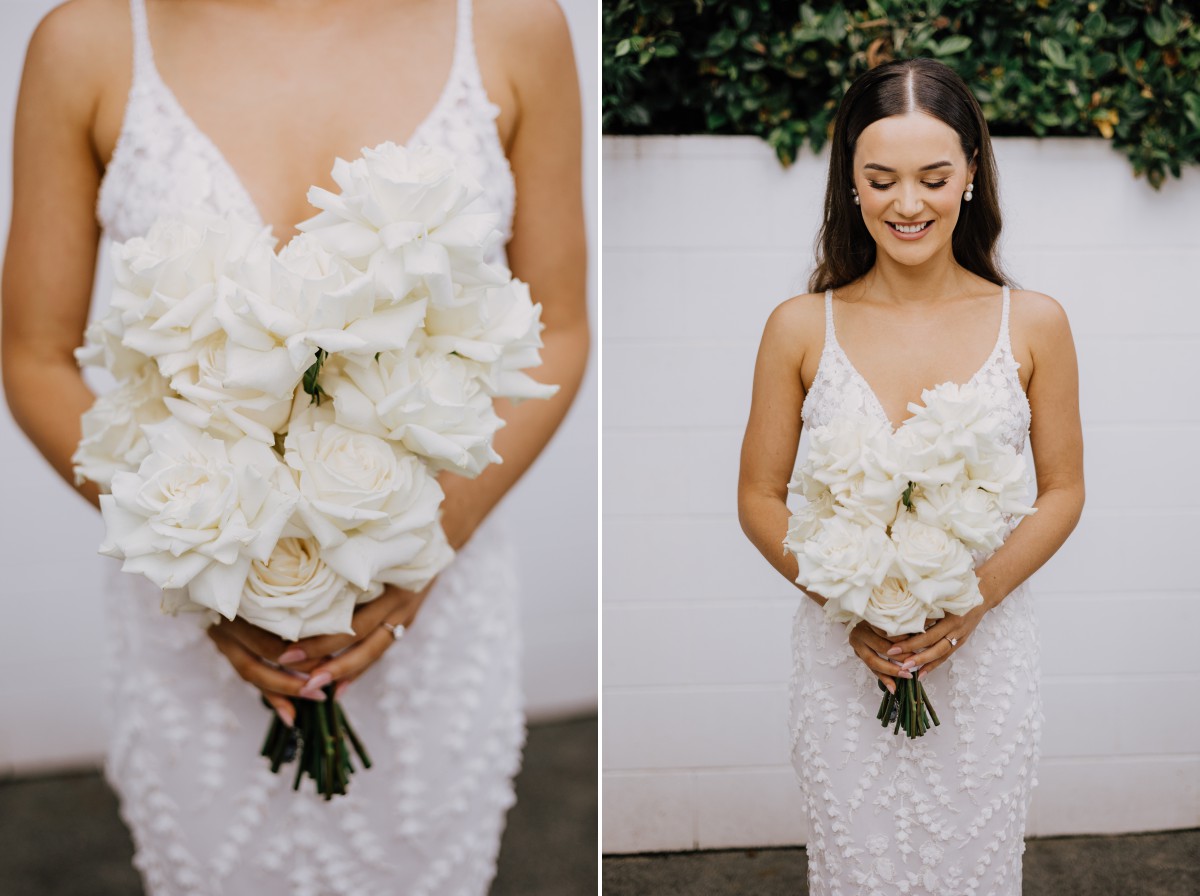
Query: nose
894 182 925 219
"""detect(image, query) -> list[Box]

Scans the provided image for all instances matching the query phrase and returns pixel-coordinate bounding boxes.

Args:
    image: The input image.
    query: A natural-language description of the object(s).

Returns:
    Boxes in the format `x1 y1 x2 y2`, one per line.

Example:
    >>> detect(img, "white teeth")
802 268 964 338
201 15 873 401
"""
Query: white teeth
891 222 930 234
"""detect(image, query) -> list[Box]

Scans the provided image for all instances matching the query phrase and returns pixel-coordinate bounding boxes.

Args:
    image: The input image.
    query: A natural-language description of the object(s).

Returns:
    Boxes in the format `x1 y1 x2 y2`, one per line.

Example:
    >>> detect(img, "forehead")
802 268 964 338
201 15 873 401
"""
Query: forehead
853 112 965 169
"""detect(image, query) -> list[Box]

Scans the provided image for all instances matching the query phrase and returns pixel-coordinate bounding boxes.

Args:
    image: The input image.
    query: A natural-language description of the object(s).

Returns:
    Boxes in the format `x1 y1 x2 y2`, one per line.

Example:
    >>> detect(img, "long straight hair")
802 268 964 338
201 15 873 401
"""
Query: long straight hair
809 58 1008 293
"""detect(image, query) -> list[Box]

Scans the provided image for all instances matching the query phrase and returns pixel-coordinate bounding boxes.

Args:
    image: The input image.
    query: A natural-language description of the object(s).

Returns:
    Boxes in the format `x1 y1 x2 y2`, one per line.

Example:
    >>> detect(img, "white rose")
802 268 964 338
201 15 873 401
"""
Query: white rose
297 142 508 305
165 334 293 443
327 348 503 477
889 514 975 607
966 449 1038 517
375 521 455 592
863 577 929 637
98 419 297 619
928 568 985 618
783 491 835 551
423 279 558 401
806 416 909 527
111 213 276 378
237 537 384 641
912 483 1008 553
902 382 1003 470
283 410 452 588
792 515 896 619
73 362 172 489
76 307 148 380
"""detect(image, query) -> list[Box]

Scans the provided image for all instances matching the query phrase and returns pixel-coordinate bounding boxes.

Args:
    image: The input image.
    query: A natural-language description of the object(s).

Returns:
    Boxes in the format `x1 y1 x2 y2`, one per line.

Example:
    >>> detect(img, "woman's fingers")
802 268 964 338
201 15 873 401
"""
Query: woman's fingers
207 625 316 699
263 692 296 728
308 627 394 684
850 625 913 680
213 616 291 663
280 588 417 667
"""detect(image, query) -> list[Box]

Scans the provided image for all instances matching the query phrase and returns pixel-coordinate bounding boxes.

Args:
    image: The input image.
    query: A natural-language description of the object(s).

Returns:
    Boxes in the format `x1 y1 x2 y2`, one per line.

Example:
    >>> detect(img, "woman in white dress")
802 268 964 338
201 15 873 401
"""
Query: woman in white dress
2 0 588 893
738 59 1084 895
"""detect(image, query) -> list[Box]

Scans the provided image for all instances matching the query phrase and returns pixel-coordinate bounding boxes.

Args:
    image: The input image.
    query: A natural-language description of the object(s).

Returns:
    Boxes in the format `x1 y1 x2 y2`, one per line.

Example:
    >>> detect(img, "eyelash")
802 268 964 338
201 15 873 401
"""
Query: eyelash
868 180 949 190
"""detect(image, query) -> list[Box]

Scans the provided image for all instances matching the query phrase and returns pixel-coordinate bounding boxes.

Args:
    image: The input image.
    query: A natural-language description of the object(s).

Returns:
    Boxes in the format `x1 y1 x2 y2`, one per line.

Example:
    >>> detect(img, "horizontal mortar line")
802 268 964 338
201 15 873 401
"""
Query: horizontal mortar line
1032 590 1200 600
602 245 809 256
604 682 786 697
605 598 797 611
1037 753 1200 765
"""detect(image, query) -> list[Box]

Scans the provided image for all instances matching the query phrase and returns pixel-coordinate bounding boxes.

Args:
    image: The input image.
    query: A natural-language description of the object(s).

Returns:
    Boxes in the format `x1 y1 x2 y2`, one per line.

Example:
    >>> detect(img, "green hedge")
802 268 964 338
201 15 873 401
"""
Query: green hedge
603 0 1200 187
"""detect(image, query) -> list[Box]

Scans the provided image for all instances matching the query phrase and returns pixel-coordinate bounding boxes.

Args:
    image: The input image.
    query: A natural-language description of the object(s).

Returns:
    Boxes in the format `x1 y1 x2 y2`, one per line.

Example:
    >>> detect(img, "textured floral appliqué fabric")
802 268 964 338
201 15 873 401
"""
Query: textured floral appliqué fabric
95 1 523 893
791 287 1041 896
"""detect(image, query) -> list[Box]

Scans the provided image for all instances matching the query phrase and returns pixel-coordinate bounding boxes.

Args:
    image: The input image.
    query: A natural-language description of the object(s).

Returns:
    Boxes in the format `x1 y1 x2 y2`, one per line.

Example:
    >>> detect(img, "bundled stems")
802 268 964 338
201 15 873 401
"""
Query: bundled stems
259 685 372 799
876 676 939 739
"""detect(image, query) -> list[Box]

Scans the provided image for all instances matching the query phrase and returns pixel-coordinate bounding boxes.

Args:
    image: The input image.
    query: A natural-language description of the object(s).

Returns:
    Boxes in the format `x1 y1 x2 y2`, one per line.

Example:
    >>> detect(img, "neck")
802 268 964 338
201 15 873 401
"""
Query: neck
862 249 972 305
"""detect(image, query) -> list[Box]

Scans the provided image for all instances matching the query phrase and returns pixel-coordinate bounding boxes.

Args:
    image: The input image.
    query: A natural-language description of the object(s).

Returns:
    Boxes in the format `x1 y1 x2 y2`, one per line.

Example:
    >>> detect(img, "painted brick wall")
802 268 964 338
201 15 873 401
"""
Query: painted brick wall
602 135 1200 853
0 0 597 774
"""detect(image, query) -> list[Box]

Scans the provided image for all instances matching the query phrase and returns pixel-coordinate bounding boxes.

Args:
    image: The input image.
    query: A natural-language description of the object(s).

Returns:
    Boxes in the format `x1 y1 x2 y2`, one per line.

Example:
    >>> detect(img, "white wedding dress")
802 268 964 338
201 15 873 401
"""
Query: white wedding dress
93 1 523 893
791 287 1041 896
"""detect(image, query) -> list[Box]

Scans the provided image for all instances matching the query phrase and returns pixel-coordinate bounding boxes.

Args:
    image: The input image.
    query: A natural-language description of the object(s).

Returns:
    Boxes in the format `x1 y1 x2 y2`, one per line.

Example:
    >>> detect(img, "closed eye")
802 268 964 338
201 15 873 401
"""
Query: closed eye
868 180 950 191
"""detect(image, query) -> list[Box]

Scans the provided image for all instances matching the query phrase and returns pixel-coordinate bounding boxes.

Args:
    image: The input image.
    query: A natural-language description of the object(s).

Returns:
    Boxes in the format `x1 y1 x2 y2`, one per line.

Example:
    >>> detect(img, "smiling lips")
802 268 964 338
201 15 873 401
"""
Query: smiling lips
886 220 933 240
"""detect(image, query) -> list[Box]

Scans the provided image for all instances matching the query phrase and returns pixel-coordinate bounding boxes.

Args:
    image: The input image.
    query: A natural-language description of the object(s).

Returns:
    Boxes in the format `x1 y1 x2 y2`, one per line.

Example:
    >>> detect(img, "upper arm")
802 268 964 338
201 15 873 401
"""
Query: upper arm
739 296 821 505
484 0 586 334
1016 291 1084 498
2 1 112 372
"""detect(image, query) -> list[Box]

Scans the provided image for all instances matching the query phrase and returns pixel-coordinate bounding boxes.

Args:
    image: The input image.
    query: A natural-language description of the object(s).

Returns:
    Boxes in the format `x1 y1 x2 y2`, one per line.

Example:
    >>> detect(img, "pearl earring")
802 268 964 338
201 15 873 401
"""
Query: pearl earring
851 187 860 206
964 182 974 202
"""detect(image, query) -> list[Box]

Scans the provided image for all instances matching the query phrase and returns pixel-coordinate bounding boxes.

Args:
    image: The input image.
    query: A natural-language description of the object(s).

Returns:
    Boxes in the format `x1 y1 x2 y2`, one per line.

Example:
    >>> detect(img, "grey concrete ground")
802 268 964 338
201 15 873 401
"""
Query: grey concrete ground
0 715 596 896
604 828 1200 895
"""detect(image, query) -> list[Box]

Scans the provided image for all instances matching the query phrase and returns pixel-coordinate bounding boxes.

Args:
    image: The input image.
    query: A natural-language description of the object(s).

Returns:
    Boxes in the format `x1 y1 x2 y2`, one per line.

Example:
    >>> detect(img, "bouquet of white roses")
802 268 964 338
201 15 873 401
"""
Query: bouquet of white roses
784 383 1035 738
73 143 557 796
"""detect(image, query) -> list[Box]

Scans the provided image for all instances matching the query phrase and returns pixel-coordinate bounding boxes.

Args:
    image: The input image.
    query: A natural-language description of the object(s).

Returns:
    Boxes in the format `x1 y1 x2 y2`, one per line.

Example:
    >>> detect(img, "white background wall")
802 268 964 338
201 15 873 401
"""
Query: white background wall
0 0 598 774
602 135 1200 852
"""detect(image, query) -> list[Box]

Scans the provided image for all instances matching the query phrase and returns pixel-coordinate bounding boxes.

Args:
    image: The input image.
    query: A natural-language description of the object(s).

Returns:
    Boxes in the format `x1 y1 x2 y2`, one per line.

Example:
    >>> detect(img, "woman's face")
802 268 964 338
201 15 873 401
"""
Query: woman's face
851 111 977 269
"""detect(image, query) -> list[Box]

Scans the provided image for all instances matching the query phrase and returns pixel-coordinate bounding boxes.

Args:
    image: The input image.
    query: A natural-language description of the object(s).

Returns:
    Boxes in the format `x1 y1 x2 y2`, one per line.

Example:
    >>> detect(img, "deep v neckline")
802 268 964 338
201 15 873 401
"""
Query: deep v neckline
825 287 1010 432
132 0 464 238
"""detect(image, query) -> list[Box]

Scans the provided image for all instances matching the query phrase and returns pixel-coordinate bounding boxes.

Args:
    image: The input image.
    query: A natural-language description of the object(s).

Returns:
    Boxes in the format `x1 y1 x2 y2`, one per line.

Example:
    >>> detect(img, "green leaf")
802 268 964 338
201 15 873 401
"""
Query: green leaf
614 38 631 58
1041 38 1068 69
937 35 973 56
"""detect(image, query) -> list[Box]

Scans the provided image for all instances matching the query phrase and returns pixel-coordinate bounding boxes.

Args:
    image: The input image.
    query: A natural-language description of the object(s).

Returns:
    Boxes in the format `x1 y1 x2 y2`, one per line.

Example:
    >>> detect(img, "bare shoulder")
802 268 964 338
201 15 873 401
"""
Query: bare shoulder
23 0 127 112
477 0 574 84
761 292 826 358
1009 288 1073 343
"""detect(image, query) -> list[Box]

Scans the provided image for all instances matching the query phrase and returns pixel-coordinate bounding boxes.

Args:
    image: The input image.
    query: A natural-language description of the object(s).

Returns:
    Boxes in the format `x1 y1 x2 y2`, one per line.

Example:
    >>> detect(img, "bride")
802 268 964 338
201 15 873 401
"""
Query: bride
738 58 1084 894
1 0 588 893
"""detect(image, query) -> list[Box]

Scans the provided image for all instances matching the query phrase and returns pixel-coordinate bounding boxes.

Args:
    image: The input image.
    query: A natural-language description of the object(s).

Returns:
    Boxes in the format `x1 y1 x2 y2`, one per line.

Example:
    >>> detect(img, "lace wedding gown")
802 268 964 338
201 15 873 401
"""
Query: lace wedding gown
791 287 1041 896
93 1 523 893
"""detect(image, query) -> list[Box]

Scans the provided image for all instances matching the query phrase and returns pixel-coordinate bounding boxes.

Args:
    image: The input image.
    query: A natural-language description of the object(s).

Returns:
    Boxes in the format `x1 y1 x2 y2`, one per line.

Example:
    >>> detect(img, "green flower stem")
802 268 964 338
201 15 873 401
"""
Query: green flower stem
921 681 941 728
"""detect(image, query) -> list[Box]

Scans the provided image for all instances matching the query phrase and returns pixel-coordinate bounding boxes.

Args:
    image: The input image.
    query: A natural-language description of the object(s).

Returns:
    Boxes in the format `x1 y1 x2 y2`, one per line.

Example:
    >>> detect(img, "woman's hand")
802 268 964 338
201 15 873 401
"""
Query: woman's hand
207 584 431 727
883 602 990 681
848 621 916 696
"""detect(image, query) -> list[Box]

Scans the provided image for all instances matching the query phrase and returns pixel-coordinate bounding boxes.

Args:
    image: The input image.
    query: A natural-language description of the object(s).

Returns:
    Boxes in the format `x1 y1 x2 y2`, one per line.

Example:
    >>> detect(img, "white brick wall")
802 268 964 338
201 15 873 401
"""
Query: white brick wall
0 0 597 774
602 135 1200 853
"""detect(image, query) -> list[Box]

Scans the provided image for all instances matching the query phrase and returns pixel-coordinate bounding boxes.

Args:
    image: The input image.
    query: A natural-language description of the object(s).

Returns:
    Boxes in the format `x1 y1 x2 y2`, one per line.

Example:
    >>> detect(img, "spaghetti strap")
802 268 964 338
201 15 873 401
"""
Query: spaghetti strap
128 0 153 79
823 289 835 345
999 284 1013 353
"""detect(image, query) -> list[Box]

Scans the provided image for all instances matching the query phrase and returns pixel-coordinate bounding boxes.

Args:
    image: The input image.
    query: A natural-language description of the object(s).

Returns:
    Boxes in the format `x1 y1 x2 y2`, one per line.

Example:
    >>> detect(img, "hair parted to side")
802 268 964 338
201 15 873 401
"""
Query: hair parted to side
808 57 1008 293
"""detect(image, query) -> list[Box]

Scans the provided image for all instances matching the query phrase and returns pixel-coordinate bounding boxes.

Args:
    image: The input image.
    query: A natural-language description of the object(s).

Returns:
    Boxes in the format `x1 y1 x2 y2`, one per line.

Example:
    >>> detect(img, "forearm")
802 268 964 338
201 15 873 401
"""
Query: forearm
2 351 99 508
738 490 825 606
438 314 589 550
976 483 1084 609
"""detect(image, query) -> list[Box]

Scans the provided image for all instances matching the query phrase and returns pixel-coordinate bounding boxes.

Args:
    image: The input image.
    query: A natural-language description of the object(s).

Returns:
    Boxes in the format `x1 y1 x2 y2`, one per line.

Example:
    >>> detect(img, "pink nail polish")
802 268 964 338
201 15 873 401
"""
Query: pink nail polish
277 705 295 727
298 688 327 702
277 647 306 665
306 672 332 690
900 670 913 679
886 647 901 656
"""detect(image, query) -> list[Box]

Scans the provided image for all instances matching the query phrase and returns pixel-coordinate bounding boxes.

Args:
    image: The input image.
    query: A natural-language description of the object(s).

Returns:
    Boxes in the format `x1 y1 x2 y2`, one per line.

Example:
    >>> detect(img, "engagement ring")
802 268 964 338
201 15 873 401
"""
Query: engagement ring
382 622 406 641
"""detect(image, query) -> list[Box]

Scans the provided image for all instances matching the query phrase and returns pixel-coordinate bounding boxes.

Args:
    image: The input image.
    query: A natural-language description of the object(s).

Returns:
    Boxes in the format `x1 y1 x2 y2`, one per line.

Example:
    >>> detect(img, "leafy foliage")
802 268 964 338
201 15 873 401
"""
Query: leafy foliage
603 0 1200 187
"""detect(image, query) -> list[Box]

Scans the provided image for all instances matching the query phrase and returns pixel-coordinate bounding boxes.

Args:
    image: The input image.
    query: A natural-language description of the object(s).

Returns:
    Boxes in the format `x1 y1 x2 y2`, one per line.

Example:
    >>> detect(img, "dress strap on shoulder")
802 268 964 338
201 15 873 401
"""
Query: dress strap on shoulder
823 289 835 343
128 0 154 78
999 284 1013 352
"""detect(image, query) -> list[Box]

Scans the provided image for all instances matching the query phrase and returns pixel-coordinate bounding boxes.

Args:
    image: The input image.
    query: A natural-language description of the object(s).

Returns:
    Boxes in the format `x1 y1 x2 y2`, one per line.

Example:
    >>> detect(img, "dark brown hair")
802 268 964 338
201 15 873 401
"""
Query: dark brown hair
808 58 1007 292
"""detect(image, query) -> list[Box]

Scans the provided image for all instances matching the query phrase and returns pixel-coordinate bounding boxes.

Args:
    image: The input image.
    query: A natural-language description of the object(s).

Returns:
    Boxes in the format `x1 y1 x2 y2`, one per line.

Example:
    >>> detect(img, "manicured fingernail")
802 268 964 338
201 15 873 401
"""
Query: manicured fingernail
901 660 915 670
335 680 351 698
306 672 332 690
298 688 327 702
886 647 901 656
277 647 306 664
899 670 913 679
276 704 295 727
886 681 895 695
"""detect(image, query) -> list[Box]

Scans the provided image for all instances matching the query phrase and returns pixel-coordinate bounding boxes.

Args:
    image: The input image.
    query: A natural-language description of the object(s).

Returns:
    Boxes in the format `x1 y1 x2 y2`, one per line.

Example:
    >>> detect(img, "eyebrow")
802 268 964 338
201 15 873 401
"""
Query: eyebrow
863 161 955 172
